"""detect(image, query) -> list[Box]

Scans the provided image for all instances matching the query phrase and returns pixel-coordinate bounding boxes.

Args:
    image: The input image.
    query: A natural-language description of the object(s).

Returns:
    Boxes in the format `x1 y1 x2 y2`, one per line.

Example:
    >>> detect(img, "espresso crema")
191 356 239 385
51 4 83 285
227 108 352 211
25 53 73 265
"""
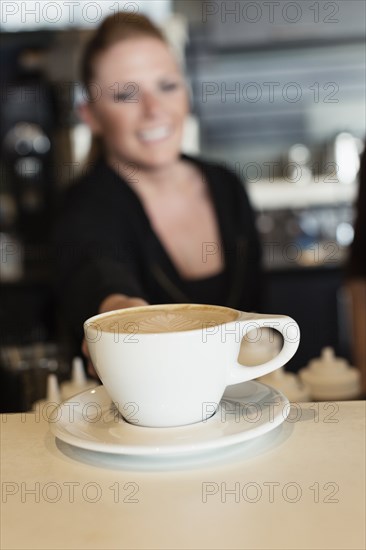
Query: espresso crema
94 304 238 334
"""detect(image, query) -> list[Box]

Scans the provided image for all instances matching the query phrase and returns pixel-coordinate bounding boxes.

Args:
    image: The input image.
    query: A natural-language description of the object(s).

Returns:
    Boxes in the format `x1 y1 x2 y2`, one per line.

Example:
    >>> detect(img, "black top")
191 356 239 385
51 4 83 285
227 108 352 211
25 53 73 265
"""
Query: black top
53 154 262 340
347 144 366 279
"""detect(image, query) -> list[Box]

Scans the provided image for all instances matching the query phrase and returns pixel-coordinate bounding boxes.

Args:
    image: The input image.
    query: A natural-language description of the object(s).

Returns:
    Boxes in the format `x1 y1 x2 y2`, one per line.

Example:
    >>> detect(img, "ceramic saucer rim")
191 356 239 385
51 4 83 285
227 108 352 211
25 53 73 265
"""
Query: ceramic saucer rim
49 383 289 456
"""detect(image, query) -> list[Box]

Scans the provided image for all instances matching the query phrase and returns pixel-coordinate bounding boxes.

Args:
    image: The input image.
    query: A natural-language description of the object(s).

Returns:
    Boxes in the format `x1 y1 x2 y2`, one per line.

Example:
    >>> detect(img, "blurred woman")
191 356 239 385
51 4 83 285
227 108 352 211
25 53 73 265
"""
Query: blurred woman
53 13 262 366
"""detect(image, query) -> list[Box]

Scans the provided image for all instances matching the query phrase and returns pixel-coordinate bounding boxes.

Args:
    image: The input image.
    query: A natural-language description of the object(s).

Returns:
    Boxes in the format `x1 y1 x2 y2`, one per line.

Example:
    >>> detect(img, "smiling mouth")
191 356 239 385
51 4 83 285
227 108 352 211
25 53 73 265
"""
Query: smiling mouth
138 126 171 143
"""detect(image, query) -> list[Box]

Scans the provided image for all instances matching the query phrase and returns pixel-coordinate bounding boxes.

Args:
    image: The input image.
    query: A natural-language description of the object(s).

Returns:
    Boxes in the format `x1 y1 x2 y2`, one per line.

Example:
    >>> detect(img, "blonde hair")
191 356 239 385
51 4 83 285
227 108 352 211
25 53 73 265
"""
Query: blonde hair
80 12 168 165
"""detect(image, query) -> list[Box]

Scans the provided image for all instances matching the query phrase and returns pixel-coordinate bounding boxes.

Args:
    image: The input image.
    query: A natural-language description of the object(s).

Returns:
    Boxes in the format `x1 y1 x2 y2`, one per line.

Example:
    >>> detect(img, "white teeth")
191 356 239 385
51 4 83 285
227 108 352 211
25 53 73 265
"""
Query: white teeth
139 126 170 142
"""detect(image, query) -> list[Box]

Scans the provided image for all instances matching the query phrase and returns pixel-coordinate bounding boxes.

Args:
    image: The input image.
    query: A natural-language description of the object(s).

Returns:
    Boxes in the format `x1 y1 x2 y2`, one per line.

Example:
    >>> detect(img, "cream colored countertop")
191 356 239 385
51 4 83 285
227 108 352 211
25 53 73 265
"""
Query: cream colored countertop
1 401 365 550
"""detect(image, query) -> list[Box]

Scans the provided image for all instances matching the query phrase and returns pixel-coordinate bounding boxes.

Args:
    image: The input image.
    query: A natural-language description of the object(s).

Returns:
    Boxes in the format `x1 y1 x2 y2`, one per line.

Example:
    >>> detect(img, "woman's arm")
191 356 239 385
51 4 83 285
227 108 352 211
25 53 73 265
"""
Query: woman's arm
345 279 366 394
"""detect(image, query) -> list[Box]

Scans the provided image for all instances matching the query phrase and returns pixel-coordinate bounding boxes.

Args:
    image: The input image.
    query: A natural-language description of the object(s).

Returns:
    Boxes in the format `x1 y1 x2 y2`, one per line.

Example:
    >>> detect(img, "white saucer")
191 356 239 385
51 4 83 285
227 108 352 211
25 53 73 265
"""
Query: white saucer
49 381 289 457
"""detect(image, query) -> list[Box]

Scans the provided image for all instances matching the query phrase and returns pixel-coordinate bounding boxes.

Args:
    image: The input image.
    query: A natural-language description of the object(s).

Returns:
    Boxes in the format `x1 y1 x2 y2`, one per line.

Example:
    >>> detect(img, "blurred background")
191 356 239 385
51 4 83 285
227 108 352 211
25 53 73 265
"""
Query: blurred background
1 0 365 410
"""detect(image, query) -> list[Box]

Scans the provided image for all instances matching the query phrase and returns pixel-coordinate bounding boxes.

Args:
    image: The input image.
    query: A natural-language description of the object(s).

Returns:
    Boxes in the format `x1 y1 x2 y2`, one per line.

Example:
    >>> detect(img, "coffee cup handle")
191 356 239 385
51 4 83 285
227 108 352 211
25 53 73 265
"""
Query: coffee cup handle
226 313 300 385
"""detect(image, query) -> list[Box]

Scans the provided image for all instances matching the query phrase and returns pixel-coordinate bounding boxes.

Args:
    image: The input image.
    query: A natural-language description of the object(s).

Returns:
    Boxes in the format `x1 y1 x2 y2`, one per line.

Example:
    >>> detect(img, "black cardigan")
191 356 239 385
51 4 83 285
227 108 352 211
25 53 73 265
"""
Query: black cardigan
53 155 262 340
347 144 366 279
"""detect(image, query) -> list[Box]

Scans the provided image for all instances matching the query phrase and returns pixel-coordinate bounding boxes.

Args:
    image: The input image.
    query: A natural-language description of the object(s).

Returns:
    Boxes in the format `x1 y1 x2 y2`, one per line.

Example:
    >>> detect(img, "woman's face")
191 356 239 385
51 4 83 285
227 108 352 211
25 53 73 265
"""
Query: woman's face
81 37 189 171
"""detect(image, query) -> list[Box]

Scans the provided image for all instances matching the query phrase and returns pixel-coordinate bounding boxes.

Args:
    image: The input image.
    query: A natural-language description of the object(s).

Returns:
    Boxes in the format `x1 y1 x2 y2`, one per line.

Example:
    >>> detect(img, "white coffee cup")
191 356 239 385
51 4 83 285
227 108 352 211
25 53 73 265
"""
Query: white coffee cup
84 303 300 428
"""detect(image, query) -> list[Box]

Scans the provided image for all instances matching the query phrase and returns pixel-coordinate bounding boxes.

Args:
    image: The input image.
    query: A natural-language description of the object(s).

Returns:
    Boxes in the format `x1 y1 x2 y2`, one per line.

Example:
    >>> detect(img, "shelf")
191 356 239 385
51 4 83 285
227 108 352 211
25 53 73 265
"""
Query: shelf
247 178 358 211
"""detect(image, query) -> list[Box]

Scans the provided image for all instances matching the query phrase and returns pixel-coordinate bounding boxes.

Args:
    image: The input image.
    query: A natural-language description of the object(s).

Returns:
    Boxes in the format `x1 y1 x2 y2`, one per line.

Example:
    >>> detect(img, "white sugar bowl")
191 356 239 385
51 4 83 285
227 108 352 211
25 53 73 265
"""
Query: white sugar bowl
299 347 361 400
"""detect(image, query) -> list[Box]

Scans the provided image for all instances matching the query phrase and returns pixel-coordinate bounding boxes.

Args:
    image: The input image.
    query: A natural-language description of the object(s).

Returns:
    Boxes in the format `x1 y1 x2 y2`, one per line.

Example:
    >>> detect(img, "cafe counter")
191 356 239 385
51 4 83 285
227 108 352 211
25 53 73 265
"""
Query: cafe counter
1 400 365 550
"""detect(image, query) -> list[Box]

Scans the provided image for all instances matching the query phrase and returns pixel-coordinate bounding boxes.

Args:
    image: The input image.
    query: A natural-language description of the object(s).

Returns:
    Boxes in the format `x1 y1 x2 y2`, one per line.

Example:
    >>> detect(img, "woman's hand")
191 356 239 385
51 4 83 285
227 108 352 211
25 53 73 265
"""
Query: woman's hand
98 294 148 314
82 294 148 378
